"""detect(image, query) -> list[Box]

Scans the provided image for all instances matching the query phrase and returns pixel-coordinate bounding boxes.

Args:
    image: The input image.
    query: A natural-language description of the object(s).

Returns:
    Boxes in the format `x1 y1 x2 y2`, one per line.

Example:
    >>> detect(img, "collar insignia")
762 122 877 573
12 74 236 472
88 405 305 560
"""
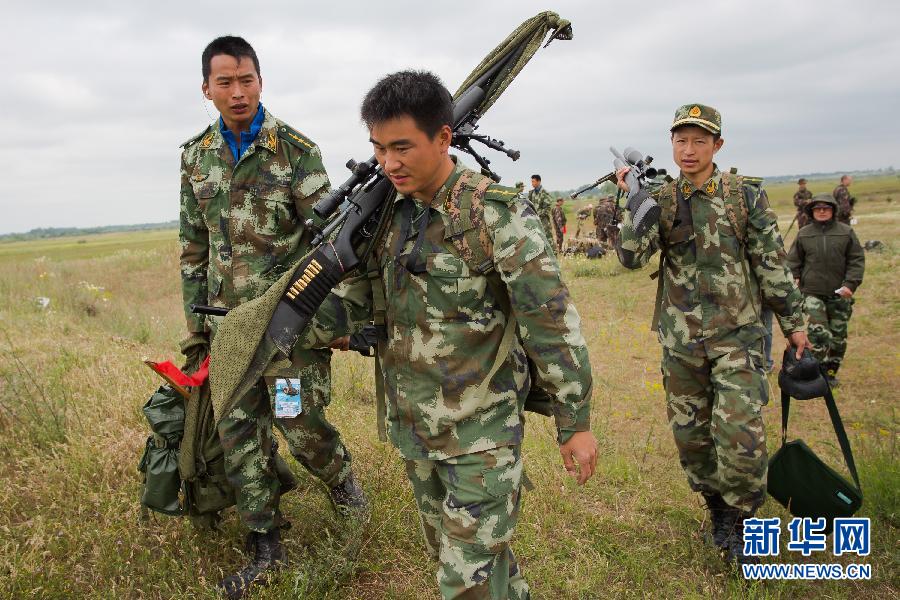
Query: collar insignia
200 133 213 149
706 181 717 195
682 183 692 196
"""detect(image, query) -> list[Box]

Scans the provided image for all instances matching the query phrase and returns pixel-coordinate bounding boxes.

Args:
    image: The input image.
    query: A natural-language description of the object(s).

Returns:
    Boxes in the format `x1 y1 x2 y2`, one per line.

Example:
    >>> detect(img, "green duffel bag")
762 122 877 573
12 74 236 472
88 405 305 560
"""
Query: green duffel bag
768 381 862 534
138 385 185 516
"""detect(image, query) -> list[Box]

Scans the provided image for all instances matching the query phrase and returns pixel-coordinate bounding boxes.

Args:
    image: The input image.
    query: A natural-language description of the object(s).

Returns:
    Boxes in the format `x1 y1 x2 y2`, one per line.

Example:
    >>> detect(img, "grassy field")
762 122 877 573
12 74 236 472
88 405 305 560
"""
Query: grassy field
0 175 897 599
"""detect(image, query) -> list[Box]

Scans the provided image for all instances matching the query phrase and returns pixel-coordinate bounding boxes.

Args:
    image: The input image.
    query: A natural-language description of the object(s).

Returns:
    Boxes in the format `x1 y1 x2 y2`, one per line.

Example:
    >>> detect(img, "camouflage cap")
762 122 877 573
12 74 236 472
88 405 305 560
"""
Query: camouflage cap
798 178 807 184
671 103 721 135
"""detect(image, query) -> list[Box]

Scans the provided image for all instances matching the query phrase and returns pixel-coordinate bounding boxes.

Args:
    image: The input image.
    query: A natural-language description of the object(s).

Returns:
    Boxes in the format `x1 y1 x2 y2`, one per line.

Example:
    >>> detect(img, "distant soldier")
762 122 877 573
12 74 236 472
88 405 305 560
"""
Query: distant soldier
551 197 567 252
793 178 813 228
832 175 855 224
787 194 865 387
514 180 525 194
528 174 555 246
593 195 617 246
574 203 593 238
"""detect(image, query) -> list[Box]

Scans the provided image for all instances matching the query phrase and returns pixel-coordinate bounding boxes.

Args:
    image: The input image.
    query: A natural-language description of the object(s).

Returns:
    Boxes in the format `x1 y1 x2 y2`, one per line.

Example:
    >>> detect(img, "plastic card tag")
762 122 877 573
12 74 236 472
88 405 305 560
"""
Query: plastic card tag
274 378 302 418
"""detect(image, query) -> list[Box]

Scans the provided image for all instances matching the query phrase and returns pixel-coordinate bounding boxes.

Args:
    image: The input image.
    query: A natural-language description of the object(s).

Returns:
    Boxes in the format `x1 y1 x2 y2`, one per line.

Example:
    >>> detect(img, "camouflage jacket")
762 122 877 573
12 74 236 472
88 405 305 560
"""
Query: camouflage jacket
303 166 593 460
832 184 854 224
551 205 567 229
528 185 554 221
179 107 331 333
793 188 813 211
618 167 805 357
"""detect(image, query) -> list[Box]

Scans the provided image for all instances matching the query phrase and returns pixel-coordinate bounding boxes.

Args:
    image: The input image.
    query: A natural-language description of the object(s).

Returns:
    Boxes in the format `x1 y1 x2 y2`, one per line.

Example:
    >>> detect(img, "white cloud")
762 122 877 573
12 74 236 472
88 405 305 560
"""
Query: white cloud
0 0 897 233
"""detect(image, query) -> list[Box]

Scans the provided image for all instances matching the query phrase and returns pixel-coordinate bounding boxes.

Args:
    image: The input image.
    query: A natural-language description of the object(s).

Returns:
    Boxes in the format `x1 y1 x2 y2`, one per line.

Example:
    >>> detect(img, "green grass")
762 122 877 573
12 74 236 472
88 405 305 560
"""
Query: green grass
0 176 897 598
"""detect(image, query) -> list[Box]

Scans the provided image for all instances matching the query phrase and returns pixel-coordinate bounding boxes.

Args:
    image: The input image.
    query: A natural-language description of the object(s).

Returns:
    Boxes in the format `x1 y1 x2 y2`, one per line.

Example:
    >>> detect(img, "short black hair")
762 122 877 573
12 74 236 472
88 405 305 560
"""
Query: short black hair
531 174 541 181
360 70 453 138
202 36 260 82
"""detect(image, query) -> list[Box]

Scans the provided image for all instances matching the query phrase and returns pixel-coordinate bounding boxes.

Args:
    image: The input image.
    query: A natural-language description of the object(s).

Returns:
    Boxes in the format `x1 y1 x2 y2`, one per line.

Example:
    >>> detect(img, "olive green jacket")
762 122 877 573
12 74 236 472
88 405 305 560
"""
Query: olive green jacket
786 218 865 296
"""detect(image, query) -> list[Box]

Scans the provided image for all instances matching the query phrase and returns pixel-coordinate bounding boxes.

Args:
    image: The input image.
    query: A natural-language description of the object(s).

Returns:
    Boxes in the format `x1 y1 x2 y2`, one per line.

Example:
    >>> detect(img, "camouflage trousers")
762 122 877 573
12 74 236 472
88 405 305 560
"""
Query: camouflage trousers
662 341 769 512
595 223 617 247
404 445 529 600
804 294 854 370
796 210 809 229
218 361 352 532
553 225 565 253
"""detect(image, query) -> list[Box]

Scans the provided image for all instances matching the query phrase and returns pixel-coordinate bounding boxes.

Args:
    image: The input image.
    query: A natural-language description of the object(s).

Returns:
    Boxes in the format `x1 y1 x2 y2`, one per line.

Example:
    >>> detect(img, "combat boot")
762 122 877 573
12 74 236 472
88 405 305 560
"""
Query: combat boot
329 470 368 516
721 511 760 565
702 492 735 549
218 528 285 600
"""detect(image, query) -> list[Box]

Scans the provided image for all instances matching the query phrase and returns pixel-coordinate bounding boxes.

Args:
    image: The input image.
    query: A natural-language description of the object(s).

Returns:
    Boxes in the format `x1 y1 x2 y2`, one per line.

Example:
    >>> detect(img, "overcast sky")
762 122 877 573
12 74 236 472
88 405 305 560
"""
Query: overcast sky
1 0 898 234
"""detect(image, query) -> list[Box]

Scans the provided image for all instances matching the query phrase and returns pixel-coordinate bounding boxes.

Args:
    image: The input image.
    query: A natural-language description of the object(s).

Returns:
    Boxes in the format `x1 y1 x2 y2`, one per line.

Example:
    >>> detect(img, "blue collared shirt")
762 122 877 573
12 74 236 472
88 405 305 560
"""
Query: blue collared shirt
220 103 265 162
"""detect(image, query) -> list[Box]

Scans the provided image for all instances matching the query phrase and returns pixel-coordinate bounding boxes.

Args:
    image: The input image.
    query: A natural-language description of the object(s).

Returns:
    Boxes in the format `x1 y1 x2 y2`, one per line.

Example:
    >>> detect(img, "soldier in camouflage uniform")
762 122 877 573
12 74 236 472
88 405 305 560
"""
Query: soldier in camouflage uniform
832 175 855 224
786 195 865 386
616 103 810 565
528 174 556 247
793 178 813 229
179 36 365 599
574 203 593 238
551 197 567 252
593 195 617 247
302 71 597 599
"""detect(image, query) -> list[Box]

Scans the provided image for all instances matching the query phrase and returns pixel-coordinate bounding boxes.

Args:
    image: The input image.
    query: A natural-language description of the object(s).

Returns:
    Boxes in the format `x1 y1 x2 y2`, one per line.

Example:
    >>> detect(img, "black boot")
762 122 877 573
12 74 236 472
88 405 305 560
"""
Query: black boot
218 528 285 599
329 470 368 515
702 493 735 549
721 511 760 565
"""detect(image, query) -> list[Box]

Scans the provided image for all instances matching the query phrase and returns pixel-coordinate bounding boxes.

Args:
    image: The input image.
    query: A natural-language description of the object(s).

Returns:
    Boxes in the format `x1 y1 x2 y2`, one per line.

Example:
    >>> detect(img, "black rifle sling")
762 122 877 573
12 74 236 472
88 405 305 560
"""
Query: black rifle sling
780 382 861 492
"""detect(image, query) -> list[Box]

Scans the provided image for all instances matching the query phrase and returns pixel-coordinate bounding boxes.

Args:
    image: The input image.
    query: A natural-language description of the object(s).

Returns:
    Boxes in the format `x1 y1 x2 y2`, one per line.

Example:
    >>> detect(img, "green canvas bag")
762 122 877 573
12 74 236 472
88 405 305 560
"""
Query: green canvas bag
767 379 863 533
138 385 185 516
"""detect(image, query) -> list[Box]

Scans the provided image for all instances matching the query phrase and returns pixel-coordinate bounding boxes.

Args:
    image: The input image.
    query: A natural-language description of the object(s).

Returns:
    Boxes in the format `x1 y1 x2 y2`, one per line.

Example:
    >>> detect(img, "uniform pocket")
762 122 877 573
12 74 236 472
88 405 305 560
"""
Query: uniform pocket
481 446 523 499
250 180 296 236
191 176 219 199
424 253 485 322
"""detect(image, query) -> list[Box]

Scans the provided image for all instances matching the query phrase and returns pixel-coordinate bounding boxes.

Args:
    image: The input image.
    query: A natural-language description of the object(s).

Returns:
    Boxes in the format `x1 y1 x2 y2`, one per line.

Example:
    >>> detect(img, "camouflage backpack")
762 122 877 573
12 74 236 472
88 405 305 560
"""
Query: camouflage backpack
442 171 555 416
650 168 764 330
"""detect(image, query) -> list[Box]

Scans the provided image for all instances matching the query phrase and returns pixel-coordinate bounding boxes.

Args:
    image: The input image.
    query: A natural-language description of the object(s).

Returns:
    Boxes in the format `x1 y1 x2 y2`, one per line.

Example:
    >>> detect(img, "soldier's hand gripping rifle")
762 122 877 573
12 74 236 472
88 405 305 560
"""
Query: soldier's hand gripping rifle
610 147 661 237
211 12 575 408
572 147 661 236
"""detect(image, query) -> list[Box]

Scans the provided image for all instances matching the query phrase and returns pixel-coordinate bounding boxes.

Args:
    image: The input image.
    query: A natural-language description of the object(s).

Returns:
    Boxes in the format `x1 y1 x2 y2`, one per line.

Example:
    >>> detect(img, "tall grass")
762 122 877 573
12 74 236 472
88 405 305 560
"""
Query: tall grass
0 177 897 598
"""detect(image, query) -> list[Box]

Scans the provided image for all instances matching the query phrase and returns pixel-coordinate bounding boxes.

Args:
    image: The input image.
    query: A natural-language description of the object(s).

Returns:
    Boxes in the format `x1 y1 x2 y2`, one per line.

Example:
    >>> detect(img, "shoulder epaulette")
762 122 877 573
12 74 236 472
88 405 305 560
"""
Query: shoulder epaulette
276 124 316 152
180 125 212 149
484 183 520 203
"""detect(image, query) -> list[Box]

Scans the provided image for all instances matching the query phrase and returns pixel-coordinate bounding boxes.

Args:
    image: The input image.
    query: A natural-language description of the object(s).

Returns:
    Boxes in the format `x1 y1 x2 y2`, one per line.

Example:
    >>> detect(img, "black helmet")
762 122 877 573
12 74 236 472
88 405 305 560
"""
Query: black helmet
778 348 828 400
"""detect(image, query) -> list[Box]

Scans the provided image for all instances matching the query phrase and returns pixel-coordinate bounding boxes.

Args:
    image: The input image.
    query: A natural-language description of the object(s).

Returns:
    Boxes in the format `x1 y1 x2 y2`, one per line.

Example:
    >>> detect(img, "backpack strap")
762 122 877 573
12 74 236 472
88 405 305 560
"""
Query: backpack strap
722 168 762 321
444 171 495 274
650 180 678 332
361 199 400 442
721 167 749 247
444 173 520 402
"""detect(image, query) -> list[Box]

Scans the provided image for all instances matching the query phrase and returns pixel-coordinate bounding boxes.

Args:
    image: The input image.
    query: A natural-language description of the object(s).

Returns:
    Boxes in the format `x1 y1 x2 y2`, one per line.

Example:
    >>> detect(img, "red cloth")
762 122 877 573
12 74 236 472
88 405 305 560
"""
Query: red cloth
146 356 209 386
